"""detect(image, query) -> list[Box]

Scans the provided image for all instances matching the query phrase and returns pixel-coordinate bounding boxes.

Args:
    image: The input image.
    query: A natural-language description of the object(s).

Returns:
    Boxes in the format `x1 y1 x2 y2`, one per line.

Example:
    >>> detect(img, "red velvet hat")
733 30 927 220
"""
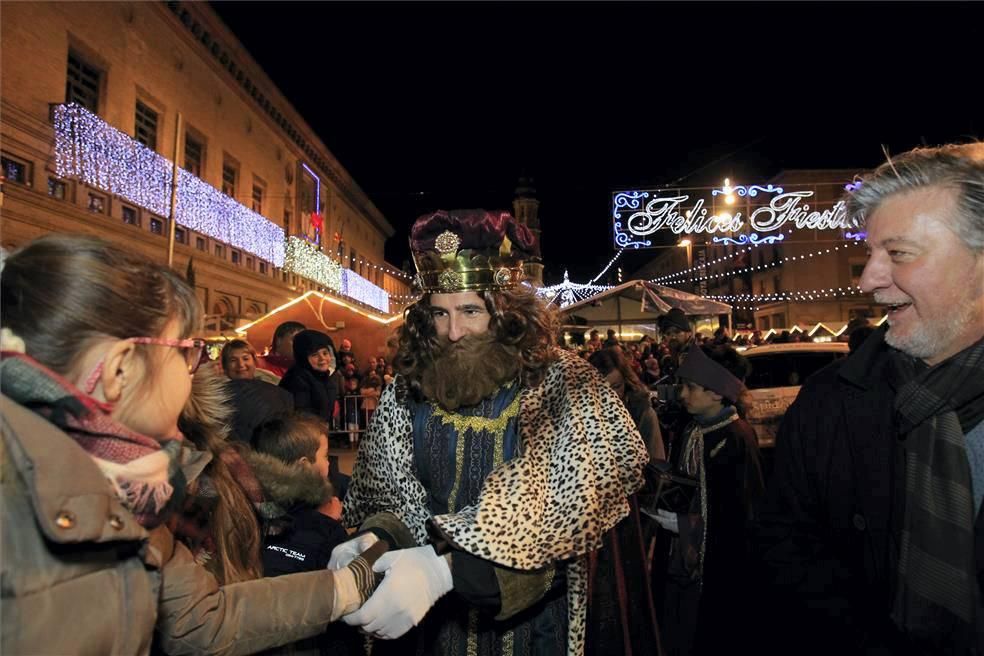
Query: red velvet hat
410 209 537 293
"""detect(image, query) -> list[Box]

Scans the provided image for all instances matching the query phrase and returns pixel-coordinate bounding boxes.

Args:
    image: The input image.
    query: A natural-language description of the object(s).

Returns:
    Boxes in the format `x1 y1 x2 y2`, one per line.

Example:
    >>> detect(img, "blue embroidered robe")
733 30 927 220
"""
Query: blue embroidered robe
407 382 567 656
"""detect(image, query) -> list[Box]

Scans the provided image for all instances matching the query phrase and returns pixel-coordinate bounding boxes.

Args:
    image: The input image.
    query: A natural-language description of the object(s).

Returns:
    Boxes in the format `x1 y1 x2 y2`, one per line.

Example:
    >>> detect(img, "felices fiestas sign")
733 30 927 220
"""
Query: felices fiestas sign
612 185 851 249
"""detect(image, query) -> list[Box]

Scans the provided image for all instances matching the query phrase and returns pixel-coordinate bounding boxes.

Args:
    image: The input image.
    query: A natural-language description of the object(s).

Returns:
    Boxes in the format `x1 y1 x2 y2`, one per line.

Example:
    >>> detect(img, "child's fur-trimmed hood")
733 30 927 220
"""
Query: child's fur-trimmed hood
242 448 334 508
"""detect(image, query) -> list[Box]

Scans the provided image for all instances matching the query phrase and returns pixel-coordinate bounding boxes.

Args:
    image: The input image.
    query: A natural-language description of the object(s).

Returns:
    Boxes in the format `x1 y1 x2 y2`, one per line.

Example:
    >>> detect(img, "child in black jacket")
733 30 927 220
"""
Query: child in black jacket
248 413 363 655
247 413 348 576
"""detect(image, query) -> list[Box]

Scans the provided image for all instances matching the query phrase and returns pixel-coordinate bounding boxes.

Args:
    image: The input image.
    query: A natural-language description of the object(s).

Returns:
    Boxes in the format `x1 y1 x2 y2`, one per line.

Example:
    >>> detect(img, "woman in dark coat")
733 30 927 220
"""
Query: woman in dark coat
279 330 338 423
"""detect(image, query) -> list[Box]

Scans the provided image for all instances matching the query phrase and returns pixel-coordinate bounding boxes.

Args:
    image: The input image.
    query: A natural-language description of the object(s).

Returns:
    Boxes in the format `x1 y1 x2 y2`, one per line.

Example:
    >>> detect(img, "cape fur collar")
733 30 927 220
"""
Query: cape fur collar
343 348 648 656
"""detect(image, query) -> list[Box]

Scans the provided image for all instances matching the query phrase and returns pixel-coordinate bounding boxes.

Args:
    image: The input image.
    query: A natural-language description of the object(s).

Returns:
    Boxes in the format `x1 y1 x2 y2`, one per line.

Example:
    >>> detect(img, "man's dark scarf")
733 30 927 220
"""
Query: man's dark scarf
888 336 984 652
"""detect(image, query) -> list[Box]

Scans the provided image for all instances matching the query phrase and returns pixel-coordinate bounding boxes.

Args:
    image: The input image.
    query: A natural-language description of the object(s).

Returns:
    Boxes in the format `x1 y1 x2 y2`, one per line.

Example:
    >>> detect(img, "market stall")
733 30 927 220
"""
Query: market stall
234 290 405 360
557 280 732 341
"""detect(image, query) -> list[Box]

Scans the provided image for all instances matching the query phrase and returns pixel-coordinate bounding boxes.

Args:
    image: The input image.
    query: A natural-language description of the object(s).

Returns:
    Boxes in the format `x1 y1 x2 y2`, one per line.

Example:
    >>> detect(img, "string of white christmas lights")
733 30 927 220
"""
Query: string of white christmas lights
390 292 423 302
536 271 612 308
54 103 286 267
282 236 391 312
340 269 389 313
284 237 343 291
340 255 413 280
649 227 855 284
657 241 865 285
589 248 626 284
705 286 865 303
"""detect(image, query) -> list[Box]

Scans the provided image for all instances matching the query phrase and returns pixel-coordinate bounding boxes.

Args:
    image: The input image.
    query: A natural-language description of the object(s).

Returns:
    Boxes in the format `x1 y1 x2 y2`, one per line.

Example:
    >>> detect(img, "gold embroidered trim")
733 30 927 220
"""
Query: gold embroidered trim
448 419 468 514
502 629 514 654
467 608 479 656
430 392 522 436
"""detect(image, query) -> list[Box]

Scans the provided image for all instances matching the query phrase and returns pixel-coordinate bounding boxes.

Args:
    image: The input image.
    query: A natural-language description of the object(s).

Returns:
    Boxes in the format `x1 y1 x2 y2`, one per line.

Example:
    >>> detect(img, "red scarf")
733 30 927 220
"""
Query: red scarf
0 351 184 528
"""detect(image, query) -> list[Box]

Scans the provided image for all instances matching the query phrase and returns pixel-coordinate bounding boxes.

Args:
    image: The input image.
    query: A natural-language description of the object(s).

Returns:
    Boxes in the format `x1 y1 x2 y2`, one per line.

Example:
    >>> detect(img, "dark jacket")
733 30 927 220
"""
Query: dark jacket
280 368 337 423
753 326 984 655
693 415 762 643
226 378 294 443
244 449 347 577
280 331 338 422
625 387 665 461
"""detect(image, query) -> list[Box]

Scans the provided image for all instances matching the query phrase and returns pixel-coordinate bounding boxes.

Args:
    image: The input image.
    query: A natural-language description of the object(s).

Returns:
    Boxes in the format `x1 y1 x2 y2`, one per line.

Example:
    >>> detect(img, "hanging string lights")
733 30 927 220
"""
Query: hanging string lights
282 237 390 313
54 103 286 266
340 269 389 313
589 248 626 284
536 270 612 308
705 286 866 303
653 240 865 285
284 237 343 290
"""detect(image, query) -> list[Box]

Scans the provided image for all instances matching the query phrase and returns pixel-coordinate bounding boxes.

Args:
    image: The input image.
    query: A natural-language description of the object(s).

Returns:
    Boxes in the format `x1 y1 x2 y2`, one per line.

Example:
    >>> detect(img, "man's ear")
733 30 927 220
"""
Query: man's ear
298 456 312 466
100 340 137 403
707 389 724 404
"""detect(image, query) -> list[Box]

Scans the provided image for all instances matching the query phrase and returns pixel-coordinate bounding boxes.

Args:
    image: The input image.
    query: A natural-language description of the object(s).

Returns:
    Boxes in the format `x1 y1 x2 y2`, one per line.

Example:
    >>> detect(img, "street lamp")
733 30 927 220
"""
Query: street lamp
723 177 736 205
678 238 693 270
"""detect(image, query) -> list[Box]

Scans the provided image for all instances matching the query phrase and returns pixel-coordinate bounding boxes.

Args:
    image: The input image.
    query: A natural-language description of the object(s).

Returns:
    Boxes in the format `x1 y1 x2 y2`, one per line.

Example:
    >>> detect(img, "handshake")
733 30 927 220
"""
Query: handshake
328 533 454 639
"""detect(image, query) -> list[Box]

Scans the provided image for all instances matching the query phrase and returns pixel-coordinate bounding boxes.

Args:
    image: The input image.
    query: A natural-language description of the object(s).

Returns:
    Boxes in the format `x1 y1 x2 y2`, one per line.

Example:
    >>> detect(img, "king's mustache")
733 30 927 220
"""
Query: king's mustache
435 333 497 357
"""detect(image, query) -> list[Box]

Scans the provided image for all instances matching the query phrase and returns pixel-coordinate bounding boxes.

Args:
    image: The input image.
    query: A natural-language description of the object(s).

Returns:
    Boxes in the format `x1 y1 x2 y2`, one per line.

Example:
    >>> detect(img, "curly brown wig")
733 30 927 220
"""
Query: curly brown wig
390 284 559 403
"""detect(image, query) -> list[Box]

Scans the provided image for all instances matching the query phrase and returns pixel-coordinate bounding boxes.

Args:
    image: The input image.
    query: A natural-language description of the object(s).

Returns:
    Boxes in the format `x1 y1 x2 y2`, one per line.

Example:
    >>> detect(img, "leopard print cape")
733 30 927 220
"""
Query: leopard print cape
343 349 648 655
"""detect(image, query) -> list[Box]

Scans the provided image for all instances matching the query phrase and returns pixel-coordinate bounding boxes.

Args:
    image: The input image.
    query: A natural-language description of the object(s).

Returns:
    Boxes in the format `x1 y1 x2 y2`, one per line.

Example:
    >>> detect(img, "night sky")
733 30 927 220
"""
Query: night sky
210 2 981 283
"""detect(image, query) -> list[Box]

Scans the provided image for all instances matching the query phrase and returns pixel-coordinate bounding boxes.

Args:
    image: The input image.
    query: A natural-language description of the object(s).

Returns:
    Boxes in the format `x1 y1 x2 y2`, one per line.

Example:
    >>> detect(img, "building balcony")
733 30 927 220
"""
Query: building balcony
51 102 410 317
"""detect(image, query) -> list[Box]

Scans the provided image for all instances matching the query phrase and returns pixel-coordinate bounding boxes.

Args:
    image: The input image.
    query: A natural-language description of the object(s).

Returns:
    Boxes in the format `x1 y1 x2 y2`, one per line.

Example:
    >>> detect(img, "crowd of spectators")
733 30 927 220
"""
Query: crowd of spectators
567 316 875 392
215 324 394 448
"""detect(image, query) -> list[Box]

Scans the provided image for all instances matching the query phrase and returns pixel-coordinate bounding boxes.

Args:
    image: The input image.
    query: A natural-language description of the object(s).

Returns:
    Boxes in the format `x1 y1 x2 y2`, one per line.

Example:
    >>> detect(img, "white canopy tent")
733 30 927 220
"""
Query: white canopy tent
557 280 732 338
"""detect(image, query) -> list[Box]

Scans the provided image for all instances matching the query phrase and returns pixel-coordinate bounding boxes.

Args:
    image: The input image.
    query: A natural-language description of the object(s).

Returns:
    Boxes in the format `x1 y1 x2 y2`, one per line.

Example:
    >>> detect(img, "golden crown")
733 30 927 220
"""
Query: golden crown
411 229 526 293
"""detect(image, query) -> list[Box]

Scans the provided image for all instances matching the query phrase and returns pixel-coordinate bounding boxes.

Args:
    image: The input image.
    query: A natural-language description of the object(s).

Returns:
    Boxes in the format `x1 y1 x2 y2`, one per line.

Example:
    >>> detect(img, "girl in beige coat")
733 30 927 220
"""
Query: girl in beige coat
0 235 382 655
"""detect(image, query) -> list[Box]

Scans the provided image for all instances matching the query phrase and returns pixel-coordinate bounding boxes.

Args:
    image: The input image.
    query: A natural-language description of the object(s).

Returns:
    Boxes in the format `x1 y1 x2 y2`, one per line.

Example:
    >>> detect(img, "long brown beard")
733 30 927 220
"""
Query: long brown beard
419 332 521 410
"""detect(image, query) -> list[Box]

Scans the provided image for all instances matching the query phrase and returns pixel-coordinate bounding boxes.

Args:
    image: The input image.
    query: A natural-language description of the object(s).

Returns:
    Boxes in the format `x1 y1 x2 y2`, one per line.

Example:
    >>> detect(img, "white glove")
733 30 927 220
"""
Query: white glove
342 544 453 639
328 532 379 570
655 509 680 534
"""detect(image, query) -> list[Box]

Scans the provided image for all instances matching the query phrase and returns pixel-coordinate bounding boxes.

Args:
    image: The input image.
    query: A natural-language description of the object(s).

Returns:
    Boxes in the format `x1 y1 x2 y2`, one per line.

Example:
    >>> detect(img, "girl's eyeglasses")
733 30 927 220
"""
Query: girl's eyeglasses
131 337 208 374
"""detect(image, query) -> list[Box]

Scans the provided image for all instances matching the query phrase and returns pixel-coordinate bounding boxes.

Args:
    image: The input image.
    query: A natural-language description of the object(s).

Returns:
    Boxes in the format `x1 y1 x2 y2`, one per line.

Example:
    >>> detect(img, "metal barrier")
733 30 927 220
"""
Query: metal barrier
327 392 381 448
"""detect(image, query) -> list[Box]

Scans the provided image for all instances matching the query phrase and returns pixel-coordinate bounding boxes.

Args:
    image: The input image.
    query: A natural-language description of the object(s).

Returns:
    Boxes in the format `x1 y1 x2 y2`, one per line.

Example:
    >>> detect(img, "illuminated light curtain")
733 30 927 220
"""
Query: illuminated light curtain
53 103 285 266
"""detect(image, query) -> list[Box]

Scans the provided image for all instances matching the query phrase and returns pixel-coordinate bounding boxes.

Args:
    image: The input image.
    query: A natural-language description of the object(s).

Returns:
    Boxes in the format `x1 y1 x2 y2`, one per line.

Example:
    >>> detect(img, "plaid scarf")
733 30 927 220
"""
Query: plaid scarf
0 351 184 528
888 337 984 653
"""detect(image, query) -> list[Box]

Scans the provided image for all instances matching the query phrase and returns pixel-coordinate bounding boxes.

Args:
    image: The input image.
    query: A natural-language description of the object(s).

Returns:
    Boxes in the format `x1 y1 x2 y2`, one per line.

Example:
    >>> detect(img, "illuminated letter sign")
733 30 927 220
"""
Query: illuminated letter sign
612 183 851 249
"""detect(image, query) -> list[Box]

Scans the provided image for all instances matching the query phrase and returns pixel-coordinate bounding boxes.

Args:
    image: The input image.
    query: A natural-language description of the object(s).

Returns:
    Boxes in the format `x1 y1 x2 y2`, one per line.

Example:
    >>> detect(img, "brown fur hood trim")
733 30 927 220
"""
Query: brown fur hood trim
241 448 333 507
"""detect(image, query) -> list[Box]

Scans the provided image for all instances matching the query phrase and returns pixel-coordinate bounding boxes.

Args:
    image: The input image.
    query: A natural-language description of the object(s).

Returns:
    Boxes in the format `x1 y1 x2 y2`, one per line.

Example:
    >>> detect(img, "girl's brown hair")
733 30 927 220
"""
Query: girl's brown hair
391 284 559 402
1 234 201 374
587 346 647 396
178 367 263 584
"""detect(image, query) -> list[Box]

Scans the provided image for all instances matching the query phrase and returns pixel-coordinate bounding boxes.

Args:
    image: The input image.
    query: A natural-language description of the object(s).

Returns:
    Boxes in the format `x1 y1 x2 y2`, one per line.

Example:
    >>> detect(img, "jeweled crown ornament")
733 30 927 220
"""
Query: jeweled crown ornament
410 209 538 293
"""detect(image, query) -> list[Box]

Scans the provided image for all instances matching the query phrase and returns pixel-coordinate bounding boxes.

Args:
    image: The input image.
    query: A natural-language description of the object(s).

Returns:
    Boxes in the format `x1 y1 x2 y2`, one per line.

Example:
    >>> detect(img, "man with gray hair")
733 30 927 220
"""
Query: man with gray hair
756 143 984 655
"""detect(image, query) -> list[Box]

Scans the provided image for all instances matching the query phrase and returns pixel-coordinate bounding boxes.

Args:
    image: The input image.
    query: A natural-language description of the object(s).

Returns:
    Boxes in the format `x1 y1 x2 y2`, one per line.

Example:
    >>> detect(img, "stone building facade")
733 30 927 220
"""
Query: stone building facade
1 1 411 335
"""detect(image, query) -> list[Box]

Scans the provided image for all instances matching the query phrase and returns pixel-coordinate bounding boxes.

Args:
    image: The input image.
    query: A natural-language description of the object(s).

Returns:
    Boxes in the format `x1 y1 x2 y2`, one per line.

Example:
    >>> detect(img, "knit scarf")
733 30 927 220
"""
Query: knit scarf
888 337 984 653
0 351 184 528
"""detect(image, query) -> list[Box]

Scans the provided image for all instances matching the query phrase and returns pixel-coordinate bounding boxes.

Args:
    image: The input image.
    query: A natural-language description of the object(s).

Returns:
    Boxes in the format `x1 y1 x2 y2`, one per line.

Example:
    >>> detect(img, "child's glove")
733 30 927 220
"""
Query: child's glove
330 539 388 621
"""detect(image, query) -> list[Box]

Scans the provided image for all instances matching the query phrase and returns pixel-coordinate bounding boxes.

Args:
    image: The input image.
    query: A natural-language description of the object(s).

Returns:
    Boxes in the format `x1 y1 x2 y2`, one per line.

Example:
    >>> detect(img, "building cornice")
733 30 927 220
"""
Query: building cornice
156 1 394 238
